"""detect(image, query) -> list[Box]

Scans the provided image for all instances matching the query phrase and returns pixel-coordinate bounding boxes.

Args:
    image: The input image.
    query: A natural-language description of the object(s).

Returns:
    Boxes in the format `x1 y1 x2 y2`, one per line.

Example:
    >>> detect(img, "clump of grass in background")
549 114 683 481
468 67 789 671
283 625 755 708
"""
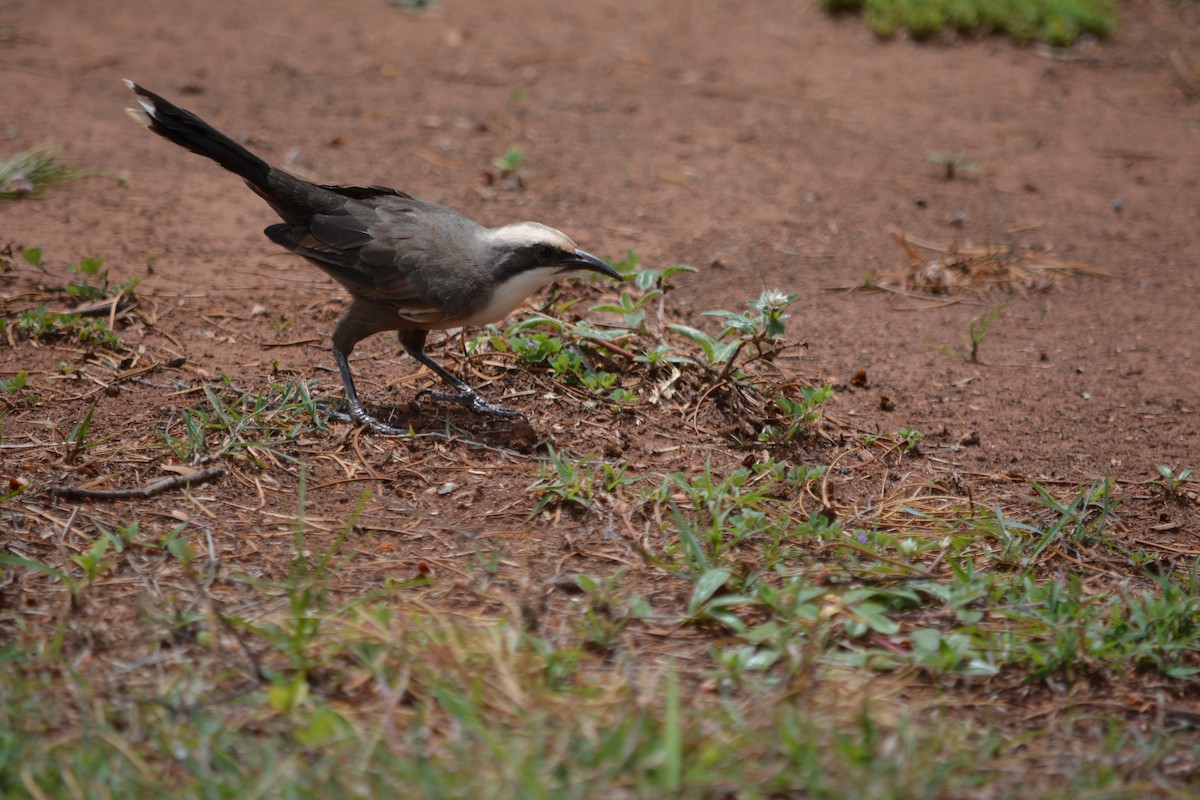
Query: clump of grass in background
925 152 977 180
821 0 1117 45
0 143 84 200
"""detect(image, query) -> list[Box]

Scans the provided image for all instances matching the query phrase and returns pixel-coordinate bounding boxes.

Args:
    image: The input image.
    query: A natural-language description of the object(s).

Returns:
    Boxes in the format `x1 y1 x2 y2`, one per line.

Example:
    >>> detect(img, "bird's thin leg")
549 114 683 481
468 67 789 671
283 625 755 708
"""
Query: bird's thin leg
402 332 524 418
411 349 525 418
320 347 412 435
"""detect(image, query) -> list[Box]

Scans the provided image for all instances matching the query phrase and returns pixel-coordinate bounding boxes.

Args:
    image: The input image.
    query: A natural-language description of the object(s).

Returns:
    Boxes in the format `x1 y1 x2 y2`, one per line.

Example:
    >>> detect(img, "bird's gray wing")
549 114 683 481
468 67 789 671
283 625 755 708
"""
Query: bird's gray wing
358 205 493 324
264 194 486 325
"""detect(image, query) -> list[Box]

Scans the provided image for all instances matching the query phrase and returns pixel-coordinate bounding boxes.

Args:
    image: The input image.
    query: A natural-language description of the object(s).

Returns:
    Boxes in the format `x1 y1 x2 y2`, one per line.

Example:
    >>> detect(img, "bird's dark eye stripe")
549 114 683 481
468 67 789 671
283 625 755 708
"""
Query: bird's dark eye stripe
533 243 556 259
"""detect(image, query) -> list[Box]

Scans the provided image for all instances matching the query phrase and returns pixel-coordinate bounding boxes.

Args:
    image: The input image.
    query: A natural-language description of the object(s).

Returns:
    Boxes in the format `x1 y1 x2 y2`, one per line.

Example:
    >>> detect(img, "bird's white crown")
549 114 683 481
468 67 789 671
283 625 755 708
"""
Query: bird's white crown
482 222 577 252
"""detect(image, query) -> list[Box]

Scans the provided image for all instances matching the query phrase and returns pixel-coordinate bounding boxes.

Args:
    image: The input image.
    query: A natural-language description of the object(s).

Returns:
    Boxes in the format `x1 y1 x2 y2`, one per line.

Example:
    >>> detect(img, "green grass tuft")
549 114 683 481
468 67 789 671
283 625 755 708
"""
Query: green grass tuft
822 0 1117 44
0 143 85 200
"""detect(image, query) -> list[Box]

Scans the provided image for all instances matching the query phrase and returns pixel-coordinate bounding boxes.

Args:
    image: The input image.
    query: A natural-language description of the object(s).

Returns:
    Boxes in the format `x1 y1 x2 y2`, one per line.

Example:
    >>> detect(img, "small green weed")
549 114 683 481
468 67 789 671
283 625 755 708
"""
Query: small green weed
655 459 792 584
503 327 620 393
63 401 100 464
528 445 629 514
996 570 1200 681
759 384 834 444
964 301 1008 363
0 371 34 406
162 378 321 466
895 426 924 454
8 305 121 347
1153 465 1194 499
925 151 977 180
1023 478 1117 564
65 255 141 300
672 288 799 370
1 371 26 393
935 300 1007 363
573 568 650 651
3 247 139 347
475 259 806 420
19 247 141 300
491 146 526 175
592 262 697 332
15 245 44 268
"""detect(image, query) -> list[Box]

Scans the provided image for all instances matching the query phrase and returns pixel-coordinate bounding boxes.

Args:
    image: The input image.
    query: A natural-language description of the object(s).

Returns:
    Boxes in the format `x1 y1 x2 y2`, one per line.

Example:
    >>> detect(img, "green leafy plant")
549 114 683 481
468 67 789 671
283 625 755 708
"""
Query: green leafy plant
18 245 45 267
528 446 630 514
658 460 783 572
896 426 924 454
491 146 526 175
908 628 993 675
1 371 32 402
68 256 109 299
11 305 121 347
1 371 28 395
70 535 113 586
501 327 620 394
1024 478 1117 564
1154 465 1194 499
699 288 799 360
758 385 834 444
574 569 650 651
665 322 743 369
63 255 140 299
592 263 697 332
477 262 808 415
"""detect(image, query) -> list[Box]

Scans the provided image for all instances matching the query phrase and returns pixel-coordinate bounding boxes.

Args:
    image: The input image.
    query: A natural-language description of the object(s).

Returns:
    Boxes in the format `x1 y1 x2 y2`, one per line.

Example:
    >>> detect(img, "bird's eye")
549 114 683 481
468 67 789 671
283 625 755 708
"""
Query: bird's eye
533 243 556 260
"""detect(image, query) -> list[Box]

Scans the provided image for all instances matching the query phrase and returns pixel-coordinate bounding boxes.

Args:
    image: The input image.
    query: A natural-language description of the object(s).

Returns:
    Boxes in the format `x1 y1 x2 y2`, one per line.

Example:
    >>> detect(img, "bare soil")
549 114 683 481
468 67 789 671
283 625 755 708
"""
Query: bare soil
2 0 1200 789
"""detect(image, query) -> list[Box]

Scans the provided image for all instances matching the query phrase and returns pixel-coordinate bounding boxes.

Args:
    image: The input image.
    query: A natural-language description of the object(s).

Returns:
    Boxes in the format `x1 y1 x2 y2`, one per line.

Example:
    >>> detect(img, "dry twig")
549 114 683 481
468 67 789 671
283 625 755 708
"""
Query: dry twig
48 464 226 501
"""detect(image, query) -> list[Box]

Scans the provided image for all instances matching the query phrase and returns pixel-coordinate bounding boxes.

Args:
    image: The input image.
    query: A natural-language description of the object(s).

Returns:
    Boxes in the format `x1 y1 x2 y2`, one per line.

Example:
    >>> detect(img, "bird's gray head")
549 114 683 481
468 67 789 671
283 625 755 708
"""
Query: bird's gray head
481 222 619 283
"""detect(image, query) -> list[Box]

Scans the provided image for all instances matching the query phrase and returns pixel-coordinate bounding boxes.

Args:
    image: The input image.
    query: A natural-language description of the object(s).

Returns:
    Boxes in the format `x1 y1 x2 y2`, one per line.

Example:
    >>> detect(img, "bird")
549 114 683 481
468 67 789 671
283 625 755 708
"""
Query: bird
124 80 620 434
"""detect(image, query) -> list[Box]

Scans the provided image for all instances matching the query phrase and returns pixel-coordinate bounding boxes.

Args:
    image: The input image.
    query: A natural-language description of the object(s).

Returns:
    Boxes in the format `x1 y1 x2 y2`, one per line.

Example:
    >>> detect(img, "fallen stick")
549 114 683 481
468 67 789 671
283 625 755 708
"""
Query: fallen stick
49 464 225 501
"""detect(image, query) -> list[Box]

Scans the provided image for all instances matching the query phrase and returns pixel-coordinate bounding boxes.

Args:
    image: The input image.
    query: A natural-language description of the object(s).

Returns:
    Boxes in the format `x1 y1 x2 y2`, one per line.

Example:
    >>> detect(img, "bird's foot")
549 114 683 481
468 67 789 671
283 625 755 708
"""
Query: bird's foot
315 402 413 435
416 388 526 419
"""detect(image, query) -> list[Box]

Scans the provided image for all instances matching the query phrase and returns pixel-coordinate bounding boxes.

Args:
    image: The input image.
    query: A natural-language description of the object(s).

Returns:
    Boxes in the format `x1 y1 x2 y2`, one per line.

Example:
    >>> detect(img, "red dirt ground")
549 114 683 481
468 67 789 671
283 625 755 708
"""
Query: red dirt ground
2 0 1200 790
6 0 1198 528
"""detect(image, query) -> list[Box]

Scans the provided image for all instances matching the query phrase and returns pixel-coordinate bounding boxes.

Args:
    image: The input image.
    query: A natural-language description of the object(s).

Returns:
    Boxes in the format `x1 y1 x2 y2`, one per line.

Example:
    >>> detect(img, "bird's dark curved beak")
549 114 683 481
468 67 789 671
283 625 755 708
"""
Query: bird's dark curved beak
562 249 621 280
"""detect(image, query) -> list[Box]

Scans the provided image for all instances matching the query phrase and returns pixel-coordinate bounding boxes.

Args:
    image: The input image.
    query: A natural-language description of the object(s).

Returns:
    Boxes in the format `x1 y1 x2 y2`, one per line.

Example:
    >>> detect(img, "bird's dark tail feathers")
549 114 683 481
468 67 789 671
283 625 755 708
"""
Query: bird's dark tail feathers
124 80 272 190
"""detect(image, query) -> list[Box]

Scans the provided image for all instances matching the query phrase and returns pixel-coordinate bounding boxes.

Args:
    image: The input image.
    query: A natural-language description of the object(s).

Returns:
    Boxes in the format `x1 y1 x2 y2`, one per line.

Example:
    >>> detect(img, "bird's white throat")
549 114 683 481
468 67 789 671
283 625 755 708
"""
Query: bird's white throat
450 265 563 328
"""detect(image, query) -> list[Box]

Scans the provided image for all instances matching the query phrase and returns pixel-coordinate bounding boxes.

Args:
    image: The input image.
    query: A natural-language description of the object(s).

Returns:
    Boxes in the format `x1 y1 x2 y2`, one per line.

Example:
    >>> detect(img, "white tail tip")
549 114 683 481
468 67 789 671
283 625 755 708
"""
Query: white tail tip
125 107 152 127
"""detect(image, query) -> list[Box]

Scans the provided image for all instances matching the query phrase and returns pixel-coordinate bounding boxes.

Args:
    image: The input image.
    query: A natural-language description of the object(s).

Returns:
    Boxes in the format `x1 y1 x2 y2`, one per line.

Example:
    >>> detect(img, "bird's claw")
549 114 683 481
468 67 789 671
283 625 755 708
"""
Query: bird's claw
415 388 526 419
315 401 412 435
316 388 525 432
